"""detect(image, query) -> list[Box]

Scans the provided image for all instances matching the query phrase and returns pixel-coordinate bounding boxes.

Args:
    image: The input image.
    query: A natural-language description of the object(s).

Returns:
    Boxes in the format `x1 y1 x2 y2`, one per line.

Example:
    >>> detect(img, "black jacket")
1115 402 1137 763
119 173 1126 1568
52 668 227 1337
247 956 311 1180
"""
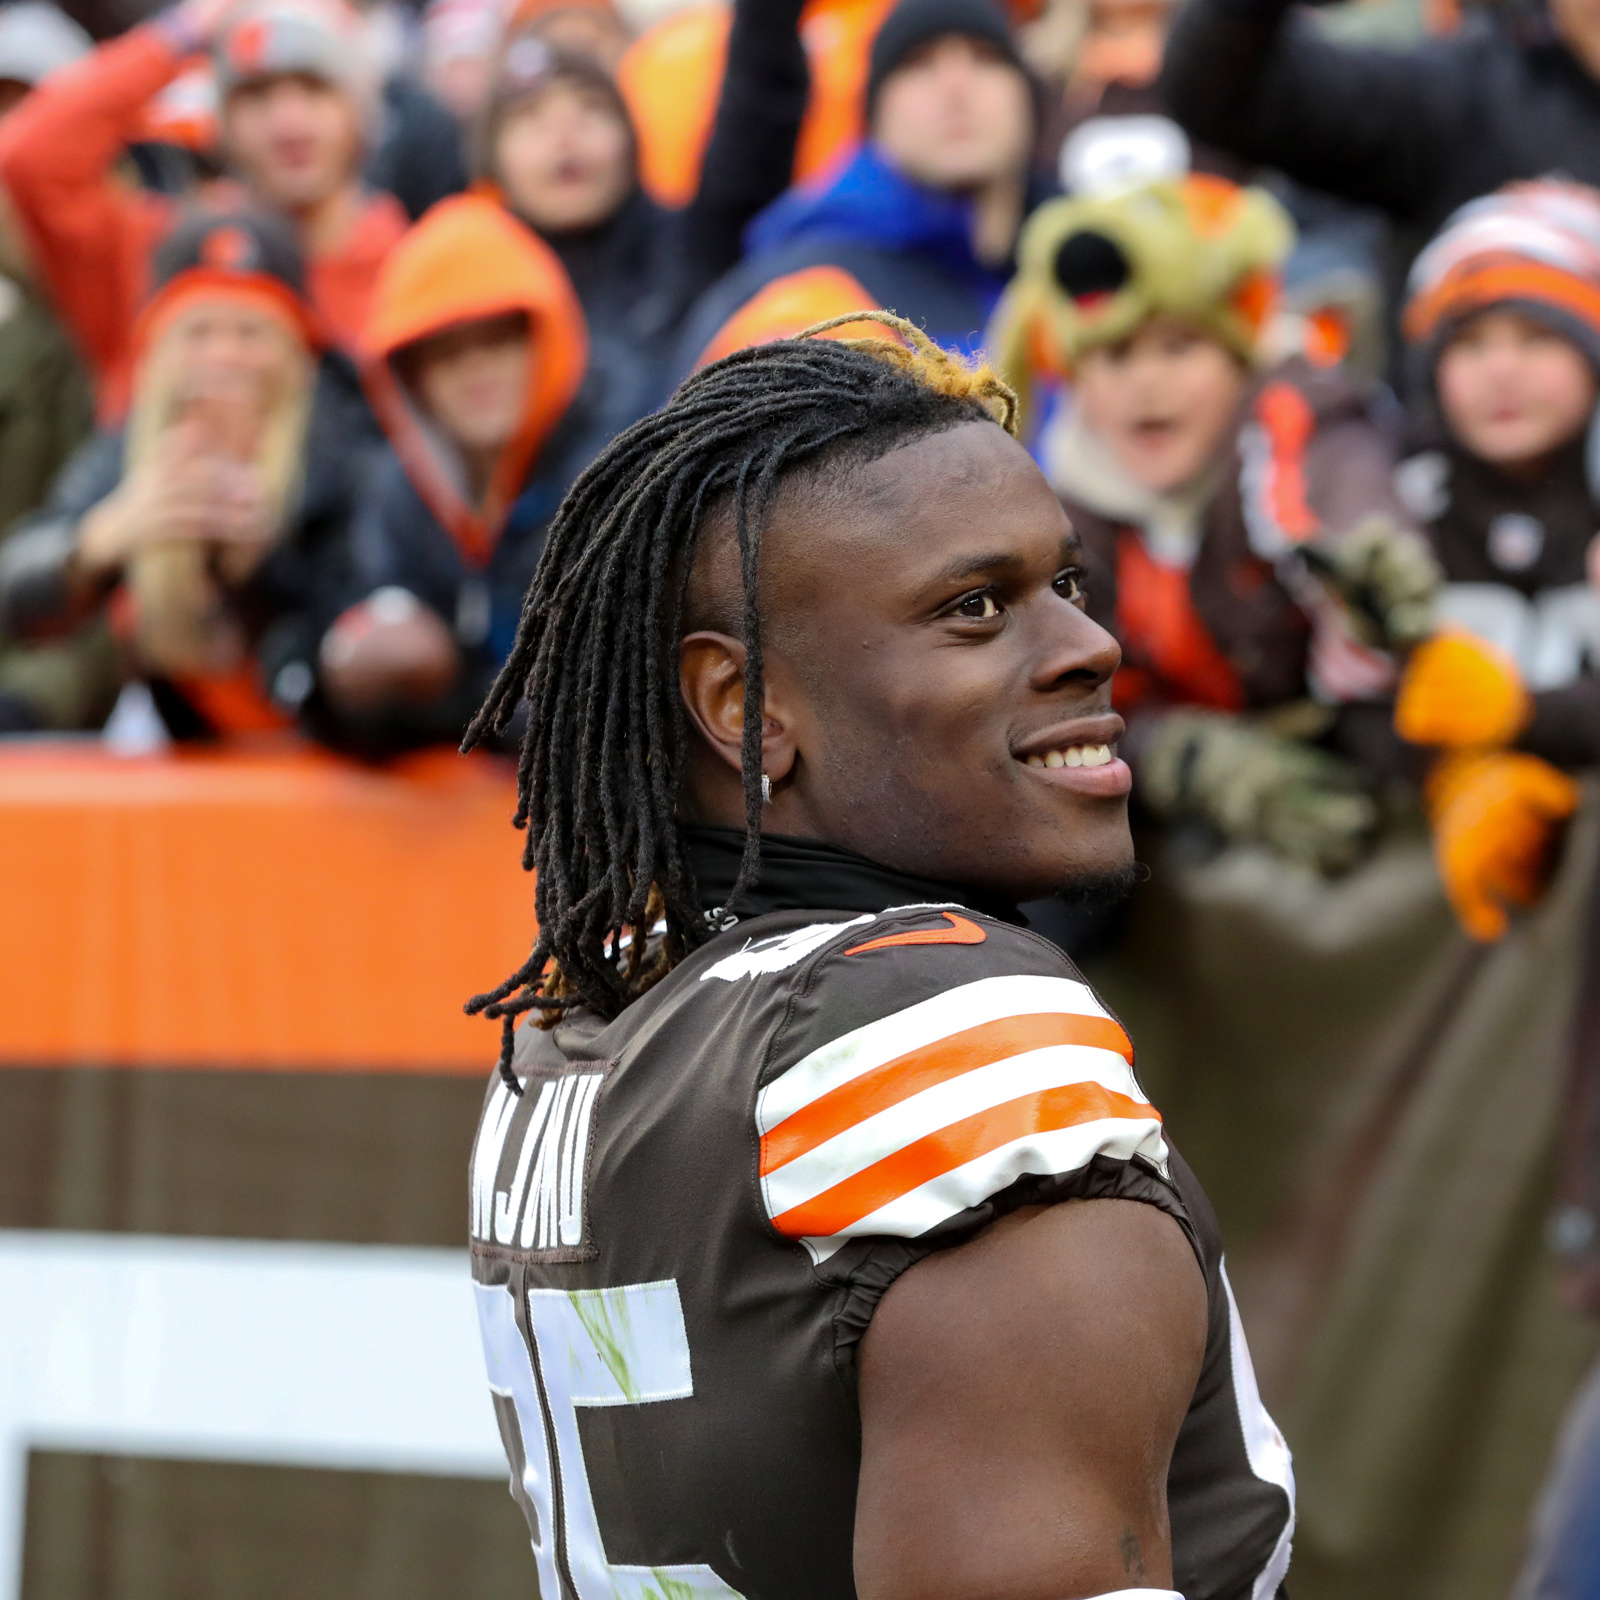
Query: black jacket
530 0 810 440
1161 2 1600 244
0 354 381 737
1398 431 1600 771
368 76 469 223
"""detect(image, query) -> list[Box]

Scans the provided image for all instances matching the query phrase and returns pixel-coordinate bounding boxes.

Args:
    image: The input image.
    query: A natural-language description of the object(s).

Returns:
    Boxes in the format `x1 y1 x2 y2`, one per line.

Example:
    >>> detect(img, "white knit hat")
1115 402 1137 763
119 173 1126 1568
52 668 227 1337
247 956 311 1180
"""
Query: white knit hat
0 1 90 88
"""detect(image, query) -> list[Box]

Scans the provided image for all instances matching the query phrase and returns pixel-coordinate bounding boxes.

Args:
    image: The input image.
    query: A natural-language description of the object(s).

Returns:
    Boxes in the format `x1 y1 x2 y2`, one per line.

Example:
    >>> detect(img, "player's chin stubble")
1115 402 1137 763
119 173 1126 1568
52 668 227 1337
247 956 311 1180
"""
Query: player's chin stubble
1050 860 1145 912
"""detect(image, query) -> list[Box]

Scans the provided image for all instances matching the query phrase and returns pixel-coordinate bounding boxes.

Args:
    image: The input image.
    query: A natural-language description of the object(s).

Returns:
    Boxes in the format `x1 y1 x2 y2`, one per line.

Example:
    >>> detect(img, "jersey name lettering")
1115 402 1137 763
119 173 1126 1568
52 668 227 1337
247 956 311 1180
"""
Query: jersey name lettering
471 1071 605 1260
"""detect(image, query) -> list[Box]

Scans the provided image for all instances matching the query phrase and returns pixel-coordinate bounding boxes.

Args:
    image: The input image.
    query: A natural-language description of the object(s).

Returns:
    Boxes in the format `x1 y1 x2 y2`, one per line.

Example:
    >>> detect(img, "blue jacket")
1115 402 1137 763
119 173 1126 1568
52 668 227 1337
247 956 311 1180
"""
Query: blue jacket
677 144 1022 369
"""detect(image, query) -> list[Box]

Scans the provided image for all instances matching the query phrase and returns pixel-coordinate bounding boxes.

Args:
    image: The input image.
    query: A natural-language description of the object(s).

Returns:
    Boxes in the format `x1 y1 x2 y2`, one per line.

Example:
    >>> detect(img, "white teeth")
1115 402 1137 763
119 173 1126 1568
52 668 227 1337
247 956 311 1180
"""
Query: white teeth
1025 743 1115 770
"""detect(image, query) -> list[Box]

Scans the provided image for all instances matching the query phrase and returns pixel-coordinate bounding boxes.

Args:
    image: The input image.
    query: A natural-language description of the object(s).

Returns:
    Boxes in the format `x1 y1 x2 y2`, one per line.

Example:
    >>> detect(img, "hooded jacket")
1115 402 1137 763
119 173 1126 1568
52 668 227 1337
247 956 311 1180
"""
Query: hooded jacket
484 0 812 445
315 192 596 754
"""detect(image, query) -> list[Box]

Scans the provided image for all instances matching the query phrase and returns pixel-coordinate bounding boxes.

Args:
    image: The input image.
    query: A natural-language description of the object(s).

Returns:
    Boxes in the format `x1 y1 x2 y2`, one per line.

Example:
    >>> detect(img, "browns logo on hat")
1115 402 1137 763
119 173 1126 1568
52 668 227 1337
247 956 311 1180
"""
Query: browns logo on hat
198 224 263 274
212 0 380 127
132 209 318 359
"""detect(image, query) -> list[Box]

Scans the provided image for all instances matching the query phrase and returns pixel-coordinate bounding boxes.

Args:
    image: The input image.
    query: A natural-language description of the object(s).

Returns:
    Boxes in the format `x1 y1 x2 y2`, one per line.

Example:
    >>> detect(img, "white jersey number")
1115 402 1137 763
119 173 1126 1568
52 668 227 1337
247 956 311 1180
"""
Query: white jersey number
476 1277 746 1600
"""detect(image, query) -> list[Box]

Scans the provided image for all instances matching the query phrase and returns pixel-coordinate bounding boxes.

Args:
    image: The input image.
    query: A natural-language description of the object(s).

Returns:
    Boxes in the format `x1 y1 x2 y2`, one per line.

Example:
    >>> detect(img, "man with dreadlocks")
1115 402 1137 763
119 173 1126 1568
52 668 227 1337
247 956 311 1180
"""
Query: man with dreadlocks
464 313 1294 1600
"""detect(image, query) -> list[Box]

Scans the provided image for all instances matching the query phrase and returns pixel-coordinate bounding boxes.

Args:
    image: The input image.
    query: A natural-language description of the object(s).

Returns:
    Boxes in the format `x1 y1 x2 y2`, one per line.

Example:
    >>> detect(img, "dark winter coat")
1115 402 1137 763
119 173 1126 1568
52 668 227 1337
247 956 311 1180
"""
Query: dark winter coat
367 75 469 223
0 354 380 738
528 0 811 440
1161 1 1600 248
306 404 598 757
1396 431 1600 770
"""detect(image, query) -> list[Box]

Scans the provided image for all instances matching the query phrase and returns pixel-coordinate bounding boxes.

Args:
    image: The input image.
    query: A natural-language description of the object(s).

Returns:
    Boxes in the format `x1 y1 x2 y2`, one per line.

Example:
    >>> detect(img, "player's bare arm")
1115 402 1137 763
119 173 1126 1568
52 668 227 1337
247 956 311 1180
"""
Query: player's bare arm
855 1199 1207 1600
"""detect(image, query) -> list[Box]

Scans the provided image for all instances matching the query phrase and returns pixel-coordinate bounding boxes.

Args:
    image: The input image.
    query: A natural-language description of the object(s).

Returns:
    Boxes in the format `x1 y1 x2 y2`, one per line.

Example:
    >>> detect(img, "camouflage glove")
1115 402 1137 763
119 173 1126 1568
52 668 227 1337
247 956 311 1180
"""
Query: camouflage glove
1301 516 1442 649
1140 709 1379 873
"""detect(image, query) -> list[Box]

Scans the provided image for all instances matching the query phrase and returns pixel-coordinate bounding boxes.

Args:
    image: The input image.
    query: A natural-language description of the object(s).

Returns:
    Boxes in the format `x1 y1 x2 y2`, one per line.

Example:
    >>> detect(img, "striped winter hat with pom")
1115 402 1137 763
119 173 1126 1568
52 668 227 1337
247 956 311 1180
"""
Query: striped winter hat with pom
1404 179 1600 370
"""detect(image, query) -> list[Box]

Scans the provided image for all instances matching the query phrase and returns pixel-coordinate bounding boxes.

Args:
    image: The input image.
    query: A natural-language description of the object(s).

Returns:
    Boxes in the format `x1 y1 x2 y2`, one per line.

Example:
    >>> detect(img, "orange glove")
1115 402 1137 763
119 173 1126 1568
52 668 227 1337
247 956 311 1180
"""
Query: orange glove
1395 629 1530 748
1425 751 1580 941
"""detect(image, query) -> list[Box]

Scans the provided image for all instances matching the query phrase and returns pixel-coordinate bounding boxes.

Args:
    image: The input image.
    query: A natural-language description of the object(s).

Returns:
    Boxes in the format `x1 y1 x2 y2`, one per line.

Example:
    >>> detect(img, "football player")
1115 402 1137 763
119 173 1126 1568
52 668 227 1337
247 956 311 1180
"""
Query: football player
465 315 1294 1600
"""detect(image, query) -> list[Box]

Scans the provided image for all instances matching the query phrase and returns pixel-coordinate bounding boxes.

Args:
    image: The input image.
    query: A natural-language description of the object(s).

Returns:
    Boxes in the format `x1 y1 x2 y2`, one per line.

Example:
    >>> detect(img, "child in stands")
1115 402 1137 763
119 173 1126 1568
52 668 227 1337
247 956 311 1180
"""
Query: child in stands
1392 180 1600 940
313 192 597 754
992 172 1438 872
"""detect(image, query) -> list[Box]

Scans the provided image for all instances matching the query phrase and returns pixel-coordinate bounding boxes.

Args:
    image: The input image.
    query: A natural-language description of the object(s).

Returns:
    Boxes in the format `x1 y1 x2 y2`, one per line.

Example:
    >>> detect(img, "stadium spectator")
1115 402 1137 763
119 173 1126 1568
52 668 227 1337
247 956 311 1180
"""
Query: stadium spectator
312 192 593 754
992 173 1438 871
420 0 507 123
0 3 112 732
504 0 632 72
679 0 1045 363
0 209 377 740
0 3 93 536
1159 0 1600 257
475 0 807 441
0 0 409 423
1390 182 1600 939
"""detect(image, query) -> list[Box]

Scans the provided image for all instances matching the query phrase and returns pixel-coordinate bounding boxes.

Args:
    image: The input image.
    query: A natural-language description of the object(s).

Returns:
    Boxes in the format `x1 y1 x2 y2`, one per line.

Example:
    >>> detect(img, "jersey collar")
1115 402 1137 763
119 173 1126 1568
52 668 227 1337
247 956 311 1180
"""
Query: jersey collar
682 826 1023 926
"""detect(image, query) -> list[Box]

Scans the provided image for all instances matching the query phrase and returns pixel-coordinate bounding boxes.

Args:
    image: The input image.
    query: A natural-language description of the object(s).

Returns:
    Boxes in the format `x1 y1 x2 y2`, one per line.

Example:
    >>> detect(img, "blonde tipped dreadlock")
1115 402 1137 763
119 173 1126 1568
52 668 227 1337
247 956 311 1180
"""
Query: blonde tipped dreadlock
795 310 1021 438
465 317 1022 1091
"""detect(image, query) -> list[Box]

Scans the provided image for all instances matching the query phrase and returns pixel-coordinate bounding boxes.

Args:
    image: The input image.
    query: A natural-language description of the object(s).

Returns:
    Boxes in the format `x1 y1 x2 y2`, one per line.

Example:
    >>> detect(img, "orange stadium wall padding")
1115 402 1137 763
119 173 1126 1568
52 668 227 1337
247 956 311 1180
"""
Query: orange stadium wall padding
0 744 536 1072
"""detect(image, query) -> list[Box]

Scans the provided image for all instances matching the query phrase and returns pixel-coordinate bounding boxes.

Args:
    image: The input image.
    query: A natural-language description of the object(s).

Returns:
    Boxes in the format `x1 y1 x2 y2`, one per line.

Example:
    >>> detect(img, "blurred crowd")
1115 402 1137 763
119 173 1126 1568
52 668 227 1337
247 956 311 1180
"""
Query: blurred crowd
0 0 1598 1585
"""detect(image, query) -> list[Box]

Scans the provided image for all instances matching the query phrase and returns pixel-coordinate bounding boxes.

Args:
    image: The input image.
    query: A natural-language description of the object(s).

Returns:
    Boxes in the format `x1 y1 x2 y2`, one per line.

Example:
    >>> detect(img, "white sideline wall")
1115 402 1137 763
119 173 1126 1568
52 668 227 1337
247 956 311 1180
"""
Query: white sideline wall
0 1229 508 1600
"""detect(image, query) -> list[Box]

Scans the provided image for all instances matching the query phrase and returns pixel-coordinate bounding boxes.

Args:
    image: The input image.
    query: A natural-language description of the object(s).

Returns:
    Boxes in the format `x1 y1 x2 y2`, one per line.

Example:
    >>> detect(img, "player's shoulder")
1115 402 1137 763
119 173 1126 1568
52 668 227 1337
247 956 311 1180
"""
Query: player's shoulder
695 901 1082 1023
725 903 1167 1265
763 903 1114 1070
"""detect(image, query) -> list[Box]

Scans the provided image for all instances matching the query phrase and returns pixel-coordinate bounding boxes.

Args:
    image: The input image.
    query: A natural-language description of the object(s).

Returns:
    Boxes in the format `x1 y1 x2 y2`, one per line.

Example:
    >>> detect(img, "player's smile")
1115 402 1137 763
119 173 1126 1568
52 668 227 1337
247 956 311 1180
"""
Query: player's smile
1013 712 1131 796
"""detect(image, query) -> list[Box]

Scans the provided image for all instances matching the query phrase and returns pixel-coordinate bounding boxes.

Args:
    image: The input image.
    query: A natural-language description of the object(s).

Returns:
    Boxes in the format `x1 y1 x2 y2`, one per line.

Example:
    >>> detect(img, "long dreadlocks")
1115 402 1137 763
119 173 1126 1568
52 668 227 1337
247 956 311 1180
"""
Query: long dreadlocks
463 313 1019 1091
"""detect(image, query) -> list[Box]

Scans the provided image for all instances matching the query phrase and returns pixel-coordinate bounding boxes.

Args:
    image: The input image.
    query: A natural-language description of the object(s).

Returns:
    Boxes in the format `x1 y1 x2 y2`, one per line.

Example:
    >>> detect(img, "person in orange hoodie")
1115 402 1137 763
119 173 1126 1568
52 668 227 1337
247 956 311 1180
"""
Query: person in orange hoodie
0 0 409 424
311 192 597 755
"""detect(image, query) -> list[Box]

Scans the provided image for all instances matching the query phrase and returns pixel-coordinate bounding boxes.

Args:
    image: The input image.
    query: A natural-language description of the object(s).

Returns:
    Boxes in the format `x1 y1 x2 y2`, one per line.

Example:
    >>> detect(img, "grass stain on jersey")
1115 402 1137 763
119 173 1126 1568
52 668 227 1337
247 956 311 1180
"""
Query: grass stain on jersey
642 1573 706 1600
570 1289 642 1403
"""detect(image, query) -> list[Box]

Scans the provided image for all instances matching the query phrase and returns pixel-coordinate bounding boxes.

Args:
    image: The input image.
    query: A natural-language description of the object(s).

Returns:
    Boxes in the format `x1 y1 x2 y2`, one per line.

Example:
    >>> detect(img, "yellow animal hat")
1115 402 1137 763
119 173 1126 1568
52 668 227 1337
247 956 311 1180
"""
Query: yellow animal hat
989 173 1293 427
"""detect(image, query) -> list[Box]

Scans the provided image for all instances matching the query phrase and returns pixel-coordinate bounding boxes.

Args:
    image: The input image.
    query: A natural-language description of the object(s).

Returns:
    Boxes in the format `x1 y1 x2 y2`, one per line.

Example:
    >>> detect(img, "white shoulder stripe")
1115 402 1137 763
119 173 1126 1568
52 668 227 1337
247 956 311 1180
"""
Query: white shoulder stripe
763 1042 1146 1218
758 974 1112 1133
801 1114 1167 1264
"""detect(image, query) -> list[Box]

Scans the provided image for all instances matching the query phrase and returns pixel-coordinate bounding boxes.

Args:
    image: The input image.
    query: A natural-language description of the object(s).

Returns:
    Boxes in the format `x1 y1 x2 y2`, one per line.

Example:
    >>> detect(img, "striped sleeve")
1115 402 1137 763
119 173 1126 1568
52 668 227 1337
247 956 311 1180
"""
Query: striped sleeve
756 972 1168 1265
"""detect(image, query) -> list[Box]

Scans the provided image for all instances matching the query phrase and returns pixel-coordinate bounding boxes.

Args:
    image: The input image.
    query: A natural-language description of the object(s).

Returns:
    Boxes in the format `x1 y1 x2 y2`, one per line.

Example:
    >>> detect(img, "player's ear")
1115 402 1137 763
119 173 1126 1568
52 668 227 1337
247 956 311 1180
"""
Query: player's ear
679 630 799 784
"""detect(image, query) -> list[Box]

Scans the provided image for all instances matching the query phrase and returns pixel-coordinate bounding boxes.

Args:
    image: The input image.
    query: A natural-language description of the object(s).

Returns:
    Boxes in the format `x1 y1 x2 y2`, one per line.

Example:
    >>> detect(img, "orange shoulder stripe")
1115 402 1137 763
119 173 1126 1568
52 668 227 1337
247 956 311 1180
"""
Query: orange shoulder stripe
760 1011 1135 1176
769 1080 1160 1238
